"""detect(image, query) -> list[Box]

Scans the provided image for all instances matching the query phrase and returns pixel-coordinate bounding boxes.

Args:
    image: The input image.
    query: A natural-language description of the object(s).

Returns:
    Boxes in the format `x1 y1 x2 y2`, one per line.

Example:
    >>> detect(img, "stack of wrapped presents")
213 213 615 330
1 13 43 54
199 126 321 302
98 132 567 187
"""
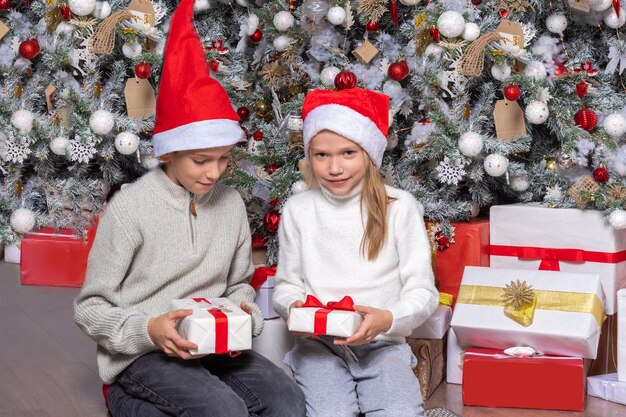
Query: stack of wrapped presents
444 203 626 411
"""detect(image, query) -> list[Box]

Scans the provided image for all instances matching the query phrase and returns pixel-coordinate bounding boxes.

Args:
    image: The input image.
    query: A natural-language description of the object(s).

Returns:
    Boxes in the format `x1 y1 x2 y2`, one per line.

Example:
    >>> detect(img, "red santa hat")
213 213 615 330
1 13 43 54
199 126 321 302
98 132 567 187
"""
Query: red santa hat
302 88 390 168
152 0 243 157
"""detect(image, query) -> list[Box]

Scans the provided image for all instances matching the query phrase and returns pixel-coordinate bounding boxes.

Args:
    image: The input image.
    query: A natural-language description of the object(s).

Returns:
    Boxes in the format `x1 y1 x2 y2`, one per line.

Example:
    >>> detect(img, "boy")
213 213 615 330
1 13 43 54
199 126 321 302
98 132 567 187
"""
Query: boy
73 0 305 415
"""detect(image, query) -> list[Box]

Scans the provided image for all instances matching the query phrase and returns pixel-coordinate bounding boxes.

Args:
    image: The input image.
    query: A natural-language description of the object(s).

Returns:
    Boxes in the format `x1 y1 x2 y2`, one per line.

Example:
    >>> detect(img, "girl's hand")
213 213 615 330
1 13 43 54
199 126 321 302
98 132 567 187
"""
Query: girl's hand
334 305 393 346
288 300 313 338
147 309 201 360
240 301 252 315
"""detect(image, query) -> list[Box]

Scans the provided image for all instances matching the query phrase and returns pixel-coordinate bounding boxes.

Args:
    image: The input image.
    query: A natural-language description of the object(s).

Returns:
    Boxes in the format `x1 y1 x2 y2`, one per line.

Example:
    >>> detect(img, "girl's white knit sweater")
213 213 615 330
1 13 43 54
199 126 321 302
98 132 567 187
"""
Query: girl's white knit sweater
272 183 439 343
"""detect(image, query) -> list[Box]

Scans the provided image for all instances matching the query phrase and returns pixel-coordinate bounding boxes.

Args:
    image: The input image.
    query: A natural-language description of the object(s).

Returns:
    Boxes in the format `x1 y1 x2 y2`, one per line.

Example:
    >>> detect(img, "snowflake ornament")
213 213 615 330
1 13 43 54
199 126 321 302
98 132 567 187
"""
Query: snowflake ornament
437 157 466 185
70 138 97 163
545 185 564 201
70 28 99 76
4 138 31 163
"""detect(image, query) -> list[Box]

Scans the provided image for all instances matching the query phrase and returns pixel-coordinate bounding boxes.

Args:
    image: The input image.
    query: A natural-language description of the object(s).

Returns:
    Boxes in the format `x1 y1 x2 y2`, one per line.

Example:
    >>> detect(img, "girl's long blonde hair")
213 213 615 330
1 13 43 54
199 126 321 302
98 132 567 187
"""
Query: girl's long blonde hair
359 154 396 261
305 150 395 261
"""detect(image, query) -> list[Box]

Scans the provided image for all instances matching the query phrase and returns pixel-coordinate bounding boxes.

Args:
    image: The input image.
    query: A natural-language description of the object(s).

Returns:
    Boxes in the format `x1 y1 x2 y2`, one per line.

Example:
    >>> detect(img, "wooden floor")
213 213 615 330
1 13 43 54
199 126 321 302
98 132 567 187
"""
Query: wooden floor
1 261 626 417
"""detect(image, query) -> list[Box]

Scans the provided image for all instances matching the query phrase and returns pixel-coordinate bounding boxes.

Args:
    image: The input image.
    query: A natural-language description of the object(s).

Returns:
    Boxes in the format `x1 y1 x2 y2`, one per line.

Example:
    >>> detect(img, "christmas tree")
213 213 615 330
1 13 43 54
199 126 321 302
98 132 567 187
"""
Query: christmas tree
3 0 626 263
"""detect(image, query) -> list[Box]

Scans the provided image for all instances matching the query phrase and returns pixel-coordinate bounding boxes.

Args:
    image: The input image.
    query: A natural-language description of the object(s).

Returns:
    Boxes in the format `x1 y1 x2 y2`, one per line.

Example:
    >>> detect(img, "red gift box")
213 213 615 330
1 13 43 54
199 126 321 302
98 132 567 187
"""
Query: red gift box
434 219 489 308
462 348 585 411
20 220 98 287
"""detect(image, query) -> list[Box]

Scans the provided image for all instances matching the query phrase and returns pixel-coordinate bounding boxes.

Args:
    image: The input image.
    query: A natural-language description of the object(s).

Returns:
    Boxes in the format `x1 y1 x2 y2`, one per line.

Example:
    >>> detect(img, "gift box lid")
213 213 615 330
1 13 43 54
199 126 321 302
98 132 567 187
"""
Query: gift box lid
490 203 626 252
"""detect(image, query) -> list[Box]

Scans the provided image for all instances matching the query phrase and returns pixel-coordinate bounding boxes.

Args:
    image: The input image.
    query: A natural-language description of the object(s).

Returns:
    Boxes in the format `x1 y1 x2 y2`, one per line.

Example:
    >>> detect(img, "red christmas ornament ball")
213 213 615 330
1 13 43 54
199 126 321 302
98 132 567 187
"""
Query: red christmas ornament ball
471 0 482 5
134 62 152 79
252 130 264 141
264 210 281 233
60 3 72 20
249 29 263 43
498 9 509 18
266 164 279 175
18 38 40 60
576 81 589 99
273 53 280 60
237 107 250 120
0 0 9 10
388 60 410 82
366 21 379 32
574 108 597 131
554 64 567 77
593 166 609 183
503 84 521 101
334 70 357 90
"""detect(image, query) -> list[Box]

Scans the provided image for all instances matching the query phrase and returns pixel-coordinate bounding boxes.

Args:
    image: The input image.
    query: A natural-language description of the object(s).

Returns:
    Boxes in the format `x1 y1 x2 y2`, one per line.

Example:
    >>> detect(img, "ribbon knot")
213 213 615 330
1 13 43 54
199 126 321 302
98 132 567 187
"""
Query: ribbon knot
502 280 536 327
250 266 276 291
302 295 355 335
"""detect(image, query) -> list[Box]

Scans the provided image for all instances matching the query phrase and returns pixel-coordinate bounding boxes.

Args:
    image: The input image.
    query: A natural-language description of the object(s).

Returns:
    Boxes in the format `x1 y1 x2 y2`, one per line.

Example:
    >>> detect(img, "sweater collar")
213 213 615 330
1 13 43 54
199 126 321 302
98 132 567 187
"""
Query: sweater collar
149 167 216 211
319 180 363 207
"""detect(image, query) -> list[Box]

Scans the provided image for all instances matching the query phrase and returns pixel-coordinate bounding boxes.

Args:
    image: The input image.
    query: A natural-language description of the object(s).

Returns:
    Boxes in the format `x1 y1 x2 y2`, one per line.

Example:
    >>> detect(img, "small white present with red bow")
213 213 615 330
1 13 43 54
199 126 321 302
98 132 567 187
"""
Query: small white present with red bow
288 295 363 338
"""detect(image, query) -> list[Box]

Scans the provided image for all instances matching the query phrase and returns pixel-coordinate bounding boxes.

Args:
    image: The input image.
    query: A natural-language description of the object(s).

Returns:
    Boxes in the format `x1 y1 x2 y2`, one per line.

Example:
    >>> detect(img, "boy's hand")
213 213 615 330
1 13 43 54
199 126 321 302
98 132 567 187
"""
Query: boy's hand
334 305 392 346
148 309 200 360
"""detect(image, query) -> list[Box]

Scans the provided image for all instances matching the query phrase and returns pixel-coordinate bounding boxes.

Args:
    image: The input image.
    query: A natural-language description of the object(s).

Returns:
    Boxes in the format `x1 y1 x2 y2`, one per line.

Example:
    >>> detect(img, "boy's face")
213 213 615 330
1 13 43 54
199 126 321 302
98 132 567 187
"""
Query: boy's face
161 146 233 195
309 130 367 196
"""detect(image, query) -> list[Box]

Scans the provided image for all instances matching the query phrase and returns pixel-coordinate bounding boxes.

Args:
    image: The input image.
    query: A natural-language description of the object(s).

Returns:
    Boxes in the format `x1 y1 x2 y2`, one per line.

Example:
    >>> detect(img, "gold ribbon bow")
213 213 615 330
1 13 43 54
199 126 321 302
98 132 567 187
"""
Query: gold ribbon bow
501 279 536 327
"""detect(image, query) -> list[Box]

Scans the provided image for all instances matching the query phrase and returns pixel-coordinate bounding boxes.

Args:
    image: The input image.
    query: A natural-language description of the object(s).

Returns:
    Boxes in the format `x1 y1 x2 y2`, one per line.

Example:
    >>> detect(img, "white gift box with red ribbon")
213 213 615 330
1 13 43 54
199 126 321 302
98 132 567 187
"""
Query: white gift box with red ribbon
490 204 626 314
171 297 252 355
288 295 363 338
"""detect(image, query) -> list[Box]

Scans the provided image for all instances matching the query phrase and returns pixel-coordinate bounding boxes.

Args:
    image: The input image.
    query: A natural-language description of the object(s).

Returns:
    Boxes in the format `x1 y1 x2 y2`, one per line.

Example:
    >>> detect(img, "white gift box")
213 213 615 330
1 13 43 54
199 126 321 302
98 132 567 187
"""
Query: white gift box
587 374 626 405
409 306 452 339
288 306 363 338
4 243 20 264
171 297 251 355
252 317 294 376
255 276 279 319
490 204 626 315
619 289 626 381
446 327 464 384
450 266 605 359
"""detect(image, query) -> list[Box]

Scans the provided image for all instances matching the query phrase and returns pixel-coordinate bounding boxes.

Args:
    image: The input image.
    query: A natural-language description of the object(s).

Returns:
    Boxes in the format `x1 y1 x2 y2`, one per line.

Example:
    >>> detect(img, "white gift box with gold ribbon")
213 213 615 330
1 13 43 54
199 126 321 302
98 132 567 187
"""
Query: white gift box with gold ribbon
450 266 605 359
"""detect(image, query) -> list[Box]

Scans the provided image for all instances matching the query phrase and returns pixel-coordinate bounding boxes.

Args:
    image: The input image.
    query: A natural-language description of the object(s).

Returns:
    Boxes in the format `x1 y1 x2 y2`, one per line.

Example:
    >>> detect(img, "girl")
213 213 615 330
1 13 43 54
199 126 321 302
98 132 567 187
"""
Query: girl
273 87 439 417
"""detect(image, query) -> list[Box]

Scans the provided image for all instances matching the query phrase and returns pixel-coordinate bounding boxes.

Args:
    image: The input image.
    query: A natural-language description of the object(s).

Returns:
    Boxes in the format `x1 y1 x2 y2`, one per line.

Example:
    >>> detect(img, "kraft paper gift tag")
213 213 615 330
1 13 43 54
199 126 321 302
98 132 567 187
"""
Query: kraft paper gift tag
493 99 526 140
124 77 156 119
353 40 379 64
128 0 155 26
569 0 590 14
497 20 524 72
0 20 8 41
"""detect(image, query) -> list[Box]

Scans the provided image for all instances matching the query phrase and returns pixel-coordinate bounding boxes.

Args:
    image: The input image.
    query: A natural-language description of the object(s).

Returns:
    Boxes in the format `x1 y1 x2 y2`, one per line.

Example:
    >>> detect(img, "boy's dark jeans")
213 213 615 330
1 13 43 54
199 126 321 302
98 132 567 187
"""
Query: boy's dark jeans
108 350 305 417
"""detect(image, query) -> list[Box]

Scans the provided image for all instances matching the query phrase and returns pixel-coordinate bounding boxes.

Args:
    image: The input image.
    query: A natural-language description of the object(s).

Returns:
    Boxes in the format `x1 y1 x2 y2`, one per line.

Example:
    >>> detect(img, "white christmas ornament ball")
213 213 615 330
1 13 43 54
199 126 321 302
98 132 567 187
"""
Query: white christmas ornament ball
462 22 480 41
320 66 341 87
273 35 293 52
50 136 70 155
399 0 418 5
469 201 480 218
524 61 547 80
89 110 115 135
525 100 550 124
92 1 111 19
458 132 483 157
510 176 530 192
193 0 210 13
68 0 96 17
437 11 465 38
604 8 626 29
609 209 626 229
589 0 613 11
491 63 511 81
546 14 568 34
424 43 445 59
382 80 403 97
273 11 295 31
247 14 260 35
326 6 346 26
122 41 142 59
291 180 309 195
483 154 509 177
603 113 626 138
10 208 36 234
114 132 140 155
11 109 35 134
